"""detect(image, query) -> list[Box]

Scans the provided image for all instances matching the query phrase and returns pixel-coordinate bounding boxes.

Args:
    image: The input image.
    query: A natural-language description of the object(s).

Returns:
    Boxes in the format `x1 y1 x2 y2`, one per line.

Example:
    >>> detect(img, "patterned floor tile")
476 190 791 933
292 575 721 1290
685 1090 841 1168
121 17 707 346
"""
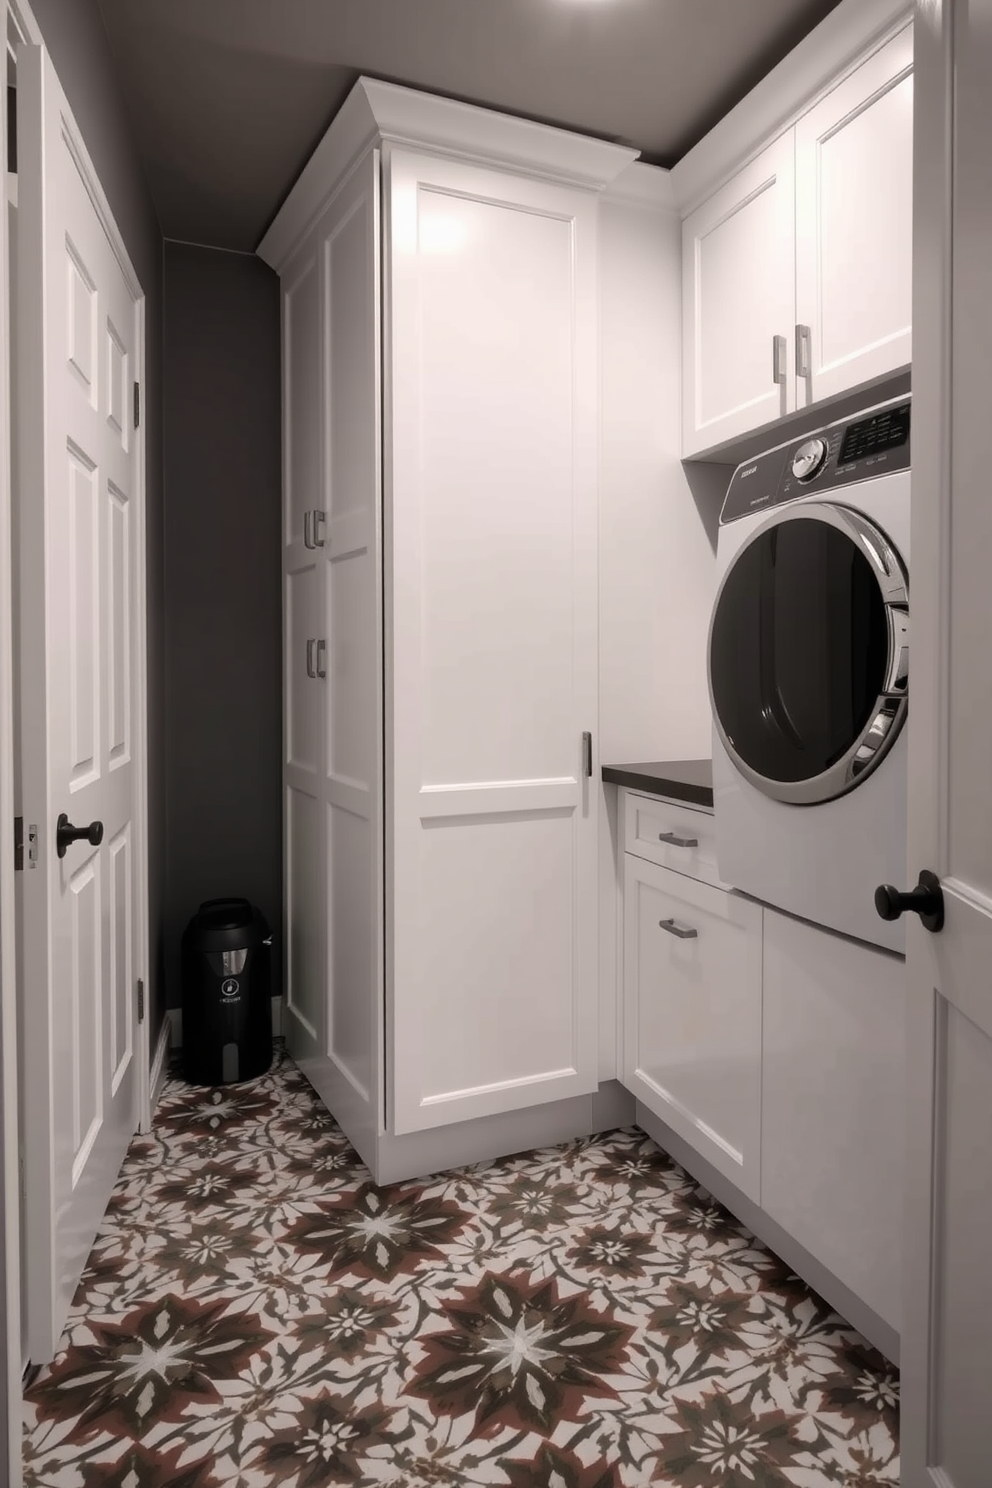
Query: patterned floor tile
23 1046 899 1486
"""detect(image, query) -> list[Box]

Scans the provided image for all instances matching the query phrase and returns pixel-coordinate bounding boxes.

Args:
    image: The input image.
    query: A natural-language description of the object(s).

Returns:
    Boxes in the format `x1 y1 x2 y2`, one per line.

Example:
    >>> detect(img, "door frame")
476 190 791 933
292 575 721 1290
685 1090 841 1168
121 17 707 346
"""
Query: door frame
1 0 150 1389
0 4 28 1480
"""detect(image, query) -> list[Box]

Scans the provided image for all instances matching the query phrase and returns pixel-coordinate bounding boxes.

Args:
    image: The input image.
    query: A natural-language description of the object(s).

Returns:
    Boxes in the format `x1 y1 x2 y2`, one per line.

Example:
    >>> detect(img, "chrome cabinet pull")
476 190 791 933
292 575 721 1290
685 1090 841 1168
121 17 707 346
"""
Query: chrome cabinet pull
303 511 313 549
772 333 787 385
658 831 698 849
582 731 593 778
659 917 698 940
316 639 327 679
796 323 811 380
306 639 316 678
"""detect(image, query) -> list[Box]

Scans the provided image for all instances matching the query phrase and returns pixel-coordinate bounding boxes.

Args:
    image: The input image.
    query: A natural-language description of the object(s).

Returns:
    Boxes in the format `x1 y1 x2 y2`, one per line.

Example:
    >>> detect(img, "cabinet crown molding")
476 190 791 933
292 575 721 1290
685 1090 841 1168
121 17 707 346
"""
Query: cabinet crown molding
258 74 639 271
602 162 676 214
670 0 912 216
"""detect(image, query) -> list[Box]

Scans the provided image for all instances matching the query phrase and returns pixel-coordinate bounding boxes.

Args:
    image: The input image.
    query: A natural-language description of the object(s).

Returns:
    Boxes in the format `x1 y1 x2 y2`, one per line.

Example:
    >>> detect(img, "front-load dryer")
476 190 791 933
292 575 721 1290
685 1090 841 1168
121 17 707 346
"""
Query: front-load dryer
709 396 911 952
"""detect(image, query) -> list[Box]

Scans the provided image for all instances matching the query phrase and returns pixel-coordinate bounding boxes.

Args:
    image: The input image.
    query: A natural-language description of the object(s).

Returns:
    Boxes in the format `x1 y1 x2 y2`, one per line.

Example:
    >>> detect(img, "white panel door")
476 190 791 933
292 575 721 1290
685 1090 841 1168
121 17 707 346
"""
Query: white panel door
292 150 384 1166
901 4 992 1481
795 27 914 407
282 241 327 1084
682 133 796 456
622 855 762 1201
386 150 599 1134
17 47 142 1363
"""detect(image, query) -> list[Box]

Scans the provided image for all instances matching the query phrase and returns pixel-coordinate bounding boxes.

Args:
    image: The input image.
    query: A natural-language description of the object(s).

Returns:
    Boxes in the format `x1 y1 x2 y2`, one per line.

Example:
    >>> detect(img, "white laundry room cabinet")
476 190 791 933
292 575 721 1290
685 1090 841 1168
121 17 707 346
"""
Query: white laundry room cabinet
620 790 763 1203
681 20 913 456
259 78 638 1180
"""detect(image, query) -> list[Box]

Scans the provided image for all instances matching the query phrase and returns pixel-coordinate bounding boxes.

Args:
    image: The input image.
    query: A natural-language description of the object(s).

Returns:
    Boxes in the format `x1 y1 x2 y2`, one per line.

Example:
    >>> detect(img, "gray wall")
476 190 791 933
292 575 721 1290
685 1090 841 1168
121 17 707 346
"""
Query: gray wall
162 242 282 1009
29 0 167 1042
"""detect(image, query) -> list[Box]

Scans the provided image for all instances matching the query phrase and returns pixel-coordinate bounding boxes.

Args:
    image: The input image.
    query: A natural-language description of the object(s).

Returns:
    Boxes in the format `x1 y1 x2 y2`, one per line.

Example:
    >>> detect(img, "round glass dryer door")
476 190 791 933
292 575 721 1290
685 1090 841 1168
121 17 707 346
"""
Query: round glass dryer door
708 503 909 805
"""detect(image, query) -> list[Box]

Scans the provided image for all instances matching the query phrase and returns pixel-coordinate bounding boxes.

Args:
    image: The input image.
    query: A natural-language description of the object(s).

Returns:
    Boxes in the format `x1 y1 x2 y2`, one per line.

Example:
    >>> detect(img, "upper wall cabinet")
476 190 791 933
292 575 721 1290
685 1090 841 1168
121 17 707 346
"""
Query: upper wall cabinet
794 28 913 408
682 22 913 458
682 134 797 454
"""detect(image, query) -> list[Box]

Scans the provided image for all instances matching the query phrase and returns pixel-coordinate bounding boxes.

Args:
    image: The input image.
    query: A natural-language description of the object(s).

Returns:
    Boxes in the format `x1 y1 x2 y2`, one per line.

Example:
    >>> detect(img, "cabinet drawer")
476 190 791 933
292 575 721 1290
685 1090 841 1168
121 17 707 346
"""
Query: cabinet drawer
622 856 762 1201
623 790 721 886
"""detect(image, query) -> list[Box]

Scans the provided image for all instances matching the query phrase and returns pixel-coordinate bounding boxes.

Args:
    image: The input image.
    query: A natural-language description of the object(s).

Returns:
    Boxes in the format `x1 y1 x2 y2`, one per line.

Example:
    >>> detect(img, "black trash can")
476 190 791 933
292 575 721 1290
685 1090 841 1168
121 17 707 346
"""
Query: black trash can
181 898 273 1086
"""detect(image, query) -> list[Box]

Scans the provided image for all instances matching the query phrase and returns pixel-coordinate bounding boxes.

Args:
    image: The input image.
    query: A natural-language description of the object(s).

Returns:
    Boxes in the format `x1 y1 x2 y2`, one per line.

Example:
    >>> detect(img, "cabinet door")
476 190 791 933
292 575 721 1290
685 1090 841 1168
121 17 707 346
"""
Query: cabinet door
761 909 904 1333
283 151 385 1166
386 149 599 1134
795 27 913 406
682 133 796 456
283 242 327 1079
622 856 762 1200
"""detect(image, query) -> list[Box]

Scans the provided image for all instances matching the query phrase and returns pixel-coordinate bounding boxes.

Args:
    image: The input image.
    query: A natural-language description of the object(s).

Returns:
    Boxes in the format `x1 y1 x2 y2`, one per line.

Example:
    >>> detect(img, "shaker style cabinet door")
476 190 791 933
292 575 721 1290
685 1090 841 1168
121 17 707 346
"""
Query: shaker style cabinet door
761 908 905 1335
386 149 600 1134
795 27 914 407
282 242 328 1080
682 132 796 456
283 151 385 1162
622 855 762 1201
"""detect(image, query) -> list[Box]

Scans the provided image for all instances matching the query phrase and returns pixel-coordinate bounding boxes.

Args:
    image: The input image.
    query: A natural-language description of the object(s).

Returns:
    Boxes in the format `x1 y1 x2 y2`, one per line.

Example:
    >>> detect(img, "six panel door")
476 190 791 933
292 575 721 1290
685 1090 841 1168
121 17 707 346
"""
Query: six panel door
795 26 914 406
386 149 600 1134
682 132 797 456
17 45 142 1362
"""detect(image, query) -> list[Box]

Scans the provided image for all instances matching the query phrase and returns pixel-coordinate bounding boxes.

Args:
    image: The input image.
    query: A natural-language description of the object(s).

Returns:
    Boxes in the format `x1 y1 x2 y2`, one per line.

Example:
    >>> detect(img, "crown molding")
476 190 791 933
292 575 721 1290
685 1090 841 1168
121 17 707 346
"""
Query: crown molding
601 161 676 213
257 81 380 270
670 0 913 216
258 74 639 271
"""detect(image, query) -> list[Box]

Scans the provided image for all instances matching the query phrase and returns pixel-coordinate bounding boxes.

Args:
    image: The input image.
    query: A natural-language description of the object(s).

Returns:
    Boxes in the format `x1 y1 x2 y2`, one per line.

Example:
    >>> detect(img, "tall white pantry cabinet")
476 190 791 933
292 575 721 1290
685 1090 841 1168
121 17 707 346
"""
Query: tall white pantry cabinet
258 79 639 1181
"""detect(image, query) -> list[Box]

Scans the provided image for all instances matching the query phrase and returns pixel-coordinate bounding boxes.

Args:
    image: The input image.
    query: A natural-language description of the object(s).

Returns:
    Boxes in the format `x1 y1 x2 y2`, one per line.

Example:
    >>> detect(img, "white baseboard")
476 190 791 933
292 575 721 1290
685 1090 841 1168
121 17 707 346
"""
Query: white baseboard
167 996 283 1050
149 1018 171 1113
369 1080 637 1186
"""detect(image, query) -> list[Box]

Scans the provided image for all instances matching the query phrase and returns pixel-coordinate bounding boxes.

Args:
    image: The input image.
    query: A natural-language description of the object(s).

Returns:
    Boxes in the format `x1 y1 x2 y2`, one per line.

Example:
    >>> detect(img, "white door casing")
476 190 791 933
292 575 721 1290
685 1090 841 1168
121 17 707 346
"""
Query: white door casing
17 44 146 1364
901 0 992 1482
682 132 797 456
385 149 599 1134
795 25 914 406
282 149 384 1166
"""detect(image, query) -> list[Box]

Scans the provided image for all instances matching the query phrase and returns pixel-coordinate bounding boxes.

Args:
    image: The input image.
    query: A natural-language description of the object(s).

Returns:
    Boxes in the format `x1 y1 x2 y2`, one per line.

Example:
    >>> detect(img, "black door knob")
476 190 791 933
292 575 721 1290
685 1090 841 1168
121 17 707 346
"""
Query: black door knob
874 869 944 933
56 813 104 859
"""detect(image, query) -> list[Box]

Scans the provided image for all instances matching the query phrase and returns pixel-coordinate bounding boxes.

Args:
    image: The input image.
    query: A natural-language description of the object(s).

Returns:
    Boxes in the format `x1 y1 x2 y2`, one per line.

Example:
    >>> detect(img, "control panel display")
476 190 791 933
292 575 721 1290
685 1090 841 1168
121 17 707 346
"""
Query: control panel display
720 399 911 524
839 404 911 465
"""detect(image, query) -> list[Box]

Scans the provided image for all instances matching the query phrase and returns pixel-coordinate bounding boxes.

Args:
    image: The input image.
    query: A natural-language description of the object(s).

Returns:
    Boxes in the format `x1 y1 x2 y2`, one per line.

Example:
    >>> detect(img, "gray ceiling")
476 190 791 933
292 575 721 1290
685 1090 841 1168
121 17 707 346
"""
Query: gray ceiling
96 0 843 253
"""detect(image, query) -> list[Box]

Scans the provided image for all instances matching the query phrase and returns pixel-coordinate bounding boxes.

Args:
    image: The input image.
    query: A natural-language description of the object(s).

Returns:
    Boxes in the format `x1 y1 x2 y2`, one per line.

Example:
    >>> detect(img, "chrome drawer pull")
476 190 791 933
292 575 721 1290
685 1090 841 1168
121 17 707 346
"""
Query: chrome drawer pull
658 831 698 848
659 917 698 940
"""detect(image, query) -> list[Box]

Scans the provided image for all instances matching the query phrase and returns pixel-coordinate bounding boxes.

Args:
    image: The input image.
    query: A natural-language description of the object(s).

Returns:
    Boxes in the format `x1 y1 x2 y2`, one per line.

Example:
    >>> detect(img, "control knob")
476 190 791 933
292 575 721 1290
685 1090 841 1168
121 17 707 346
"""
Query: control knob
791 437 828 482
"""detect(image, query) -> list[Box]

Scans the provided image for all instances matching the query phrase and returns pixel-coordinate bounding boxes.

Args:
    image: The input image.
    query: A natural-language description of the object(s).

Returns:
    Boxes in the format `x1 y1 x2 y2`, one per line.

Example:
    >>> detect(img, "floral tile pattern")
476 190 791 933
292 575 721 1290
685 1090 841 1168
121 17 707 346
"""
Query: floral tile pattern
23 1047 899 1486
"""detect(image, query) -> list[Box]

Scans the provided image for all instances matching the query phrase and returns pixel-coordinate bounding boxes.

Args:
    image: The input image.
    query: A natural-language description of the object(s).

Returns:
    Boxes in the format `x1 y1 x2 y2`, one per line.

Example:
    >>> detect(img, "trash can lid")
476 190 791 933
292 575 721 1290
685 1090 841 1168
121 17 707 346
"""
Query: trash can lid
195 897 254 932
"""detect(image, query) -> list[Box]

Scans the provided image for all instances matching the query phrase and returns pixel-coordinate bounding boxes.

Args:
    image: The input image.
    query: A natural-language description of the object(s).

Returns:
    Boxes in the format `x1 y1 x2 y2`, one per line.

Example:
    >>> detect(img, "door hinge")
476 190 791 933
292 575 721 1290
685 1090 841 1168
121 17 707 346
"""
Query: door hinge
137 978 145 1023
133 381 140 430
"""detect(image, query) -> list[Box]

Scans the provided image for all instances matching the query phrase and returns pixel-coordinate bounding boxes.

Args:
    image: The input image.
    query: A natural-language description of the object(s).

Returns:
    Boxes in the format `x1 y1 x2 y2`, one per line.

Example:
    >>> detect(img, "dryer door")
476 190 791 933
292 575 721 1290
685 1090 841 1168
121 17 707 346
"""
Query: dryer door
709 503 908 805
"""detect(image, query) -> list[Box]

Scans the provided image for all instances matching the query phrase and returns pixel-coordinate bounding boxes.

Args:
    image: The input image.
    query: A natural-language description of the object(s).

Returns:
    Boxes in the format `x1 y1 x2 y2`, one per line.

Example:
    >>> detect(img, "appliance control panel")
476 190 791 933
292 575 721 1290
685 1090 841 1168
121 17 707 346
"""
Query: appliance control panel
720 399 911 524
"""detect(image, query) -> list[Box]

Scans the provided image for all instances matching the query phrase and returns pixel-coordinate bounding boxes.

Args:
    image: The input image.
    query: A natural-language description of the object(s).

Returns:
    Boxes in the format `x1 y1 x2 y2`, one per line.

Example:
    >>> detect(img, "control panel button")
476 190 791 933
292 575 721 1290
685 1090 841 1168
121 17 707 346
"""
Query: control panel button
791 437 829 482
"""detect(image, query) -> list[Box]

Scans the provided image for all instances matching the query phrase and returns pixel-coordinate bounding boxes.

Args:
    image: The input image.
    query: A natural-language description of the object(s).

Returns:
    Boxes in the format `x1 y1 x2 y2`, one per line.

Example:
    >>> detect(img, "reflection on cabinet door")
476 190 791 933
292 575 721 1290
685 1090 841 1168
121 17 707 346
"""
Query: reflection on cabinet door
682 132 796 456
795 26 913 407
622 855 762 1200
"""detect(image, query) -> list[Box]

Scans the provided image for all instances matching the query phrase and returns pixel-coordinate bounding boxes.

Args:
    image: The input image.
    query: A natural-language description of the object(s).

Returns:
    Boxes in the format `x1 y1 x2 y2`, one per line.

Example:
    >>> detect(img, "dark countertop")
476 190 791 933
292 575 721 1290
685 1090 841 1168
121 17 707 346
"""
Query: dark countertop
601 759 713 809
